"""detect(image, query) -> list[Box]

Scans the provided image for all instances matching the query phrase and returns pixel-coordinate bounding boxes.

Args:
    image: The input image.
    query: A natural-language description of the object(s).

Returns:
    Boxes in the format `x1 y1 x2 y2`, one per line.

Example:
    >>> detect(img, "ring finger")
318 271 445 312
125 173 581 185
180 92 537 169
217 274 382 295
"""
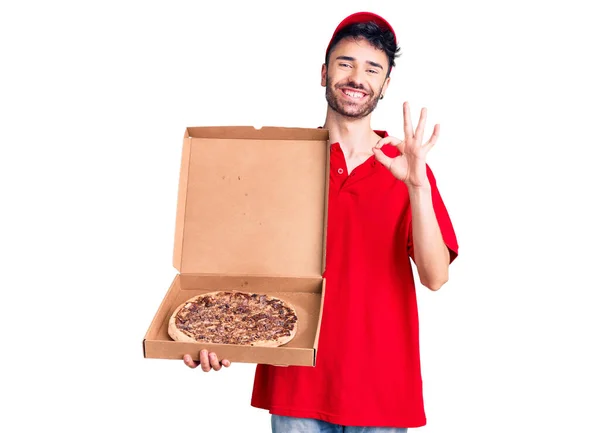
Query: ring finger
209 352 222 371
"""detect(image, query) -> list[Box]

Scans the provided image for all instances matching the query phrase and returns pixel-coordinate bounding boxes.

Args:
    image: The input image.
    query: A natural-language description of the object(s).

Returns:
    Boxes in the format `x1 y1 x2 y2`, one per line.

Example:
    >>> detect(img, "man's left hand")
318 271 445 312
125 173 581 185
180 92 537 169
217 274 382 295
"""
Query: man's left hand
372 101 439 188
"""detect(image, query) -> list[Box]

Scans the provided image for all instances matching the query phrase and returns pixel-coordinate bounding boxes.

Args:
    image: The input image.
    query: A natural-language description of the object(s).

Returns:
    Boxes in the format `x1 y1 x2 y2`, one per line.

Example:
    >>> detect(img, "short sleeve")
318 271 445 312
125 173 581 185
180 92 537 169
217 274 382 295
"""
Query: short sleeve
407 164 459 264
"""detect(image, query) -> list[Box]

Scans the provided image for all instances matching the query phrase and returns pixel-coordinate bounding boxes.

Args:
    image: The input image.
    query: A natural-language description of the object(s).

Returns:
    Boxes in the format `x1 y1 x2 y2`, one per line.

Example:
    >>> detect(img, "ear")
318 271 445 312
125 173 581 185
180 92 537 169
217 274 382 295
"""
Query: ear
321 63 327 87
381 75 391 97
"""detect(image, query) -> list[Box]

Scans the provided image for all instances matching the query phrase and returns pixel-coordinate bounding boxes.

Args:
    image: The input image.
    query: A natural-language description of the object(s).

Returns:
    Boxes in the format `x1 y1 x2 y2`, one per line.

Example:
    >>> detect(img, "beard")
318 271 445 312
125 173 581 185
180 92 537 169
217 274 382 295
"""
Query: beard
325 75 383 119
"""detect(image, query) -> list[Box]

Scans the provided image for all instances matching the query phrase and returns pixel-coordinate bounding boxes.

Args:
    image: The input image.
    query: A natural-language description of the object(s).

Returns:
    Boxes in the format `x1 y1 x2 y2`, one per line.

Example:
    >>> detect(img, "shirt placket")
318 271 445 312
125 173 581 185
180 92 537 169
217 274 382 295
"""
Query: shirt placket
330 144 380 191
329 144 348 193
342 158 379 190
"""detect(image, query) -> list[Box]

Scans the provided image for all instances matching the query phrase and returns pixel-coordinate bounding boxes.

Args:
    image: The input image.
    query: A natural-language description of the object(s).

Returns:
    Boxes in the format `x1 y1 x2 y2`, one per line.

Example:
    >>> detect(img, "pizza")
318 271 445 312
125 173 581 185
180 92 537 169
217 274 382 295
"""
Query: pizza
167 290 298 347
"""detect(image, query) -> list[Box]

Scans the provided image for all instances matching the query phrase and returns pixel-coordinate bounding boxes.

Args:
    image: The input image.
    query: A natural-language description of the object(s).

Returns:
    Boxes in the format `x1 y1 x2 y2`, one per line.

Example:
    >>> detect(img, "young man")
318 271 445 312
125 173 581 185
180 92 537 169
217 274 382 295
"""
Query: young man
183 11 459 432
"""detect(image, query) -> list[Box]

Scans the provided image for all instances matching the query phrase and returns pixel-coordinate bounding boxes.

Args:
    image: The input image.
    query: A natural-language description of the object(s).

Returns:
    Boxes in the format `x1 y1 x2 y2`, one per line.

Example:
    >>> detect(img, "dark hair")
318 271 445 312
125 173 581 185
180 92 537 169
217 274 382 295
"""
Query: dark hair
325 21 401 77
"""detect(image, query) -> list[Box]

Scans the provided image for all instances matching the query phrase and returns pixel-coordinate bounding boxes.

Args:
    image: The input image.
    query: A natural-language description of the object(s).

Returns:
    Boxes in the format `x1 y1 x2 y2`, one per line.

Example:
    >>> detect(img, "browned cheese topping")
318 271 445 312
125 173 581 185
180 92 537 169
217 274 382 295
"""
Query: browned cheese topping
175 292 297 345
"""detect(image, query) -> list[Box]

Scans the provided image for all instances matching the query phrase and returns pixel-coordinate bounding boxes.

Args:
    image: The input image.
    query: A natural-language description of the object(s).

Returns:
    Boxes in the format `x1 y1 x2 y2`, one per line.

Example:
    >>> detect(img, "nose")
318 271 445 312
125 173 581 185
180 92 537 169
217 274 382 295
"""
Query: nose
349 67 366 85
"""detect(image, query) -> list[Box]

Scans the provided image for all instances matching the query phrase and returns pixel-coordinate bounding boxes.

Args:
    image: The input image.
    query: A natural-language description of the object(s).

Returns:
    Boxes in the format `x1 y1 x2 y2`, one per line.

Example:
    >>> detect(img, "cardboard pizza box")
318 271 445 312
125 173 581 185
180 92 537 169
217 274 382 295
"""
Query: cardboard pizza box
143 126 329 367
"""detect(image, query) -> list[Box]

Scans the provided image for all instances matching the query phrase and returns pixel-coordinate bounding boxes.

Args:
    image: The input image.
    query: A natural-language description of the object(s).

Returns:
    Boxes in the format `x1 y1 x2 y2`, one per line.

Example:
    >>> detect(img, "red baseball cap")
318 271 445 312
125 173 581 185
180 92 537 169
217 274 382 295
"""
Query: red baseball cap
326 11 397 55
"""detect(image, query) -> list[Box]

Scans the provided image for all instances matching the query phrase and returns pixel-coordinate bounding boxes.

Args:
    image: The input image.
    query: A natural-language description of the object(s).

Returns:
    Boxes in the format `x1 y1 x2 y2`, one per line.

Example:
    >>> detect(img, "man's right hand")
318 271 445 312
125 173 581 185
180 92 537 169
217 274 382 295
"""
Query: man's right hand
183 350 231 372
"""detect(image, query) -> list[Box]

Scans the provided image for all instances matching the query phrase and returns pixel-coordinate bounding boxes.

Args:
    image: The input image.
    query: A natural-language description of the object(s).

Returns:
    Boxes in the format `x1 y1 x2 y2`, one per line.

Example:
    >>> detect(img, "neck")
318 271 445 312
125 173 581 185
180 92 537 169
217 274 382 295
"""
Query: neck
323 108 378 156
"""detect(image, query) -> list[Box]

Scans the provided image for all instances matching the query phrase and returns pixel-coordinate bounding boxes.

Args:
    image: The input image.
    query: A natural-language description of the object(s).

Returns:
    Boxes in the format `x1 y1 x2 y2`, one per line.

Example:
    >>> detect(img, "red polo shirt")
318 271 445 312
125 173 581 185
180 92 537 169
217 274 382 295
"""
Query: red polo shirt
250 131 459 428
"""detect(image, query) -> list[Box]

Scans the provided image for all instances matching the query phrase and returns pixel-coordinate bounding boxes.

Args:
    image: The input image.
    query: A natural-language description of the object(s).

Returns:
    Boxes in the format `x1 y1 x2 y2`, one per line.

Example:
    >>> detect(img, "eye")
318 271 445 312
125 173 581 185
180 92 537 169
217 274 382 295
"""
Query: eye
339 62 351 68
367 69 379 74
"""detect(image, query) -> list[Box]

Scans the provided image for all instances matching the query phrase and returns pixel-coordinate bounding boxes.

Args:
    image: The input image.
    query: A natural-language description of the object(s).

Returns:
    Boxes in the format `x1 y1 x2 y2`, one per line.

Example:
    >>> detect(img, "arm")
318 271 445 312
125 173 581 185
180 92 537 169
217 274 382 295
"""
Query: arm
408 184 450 291
372 101 454 291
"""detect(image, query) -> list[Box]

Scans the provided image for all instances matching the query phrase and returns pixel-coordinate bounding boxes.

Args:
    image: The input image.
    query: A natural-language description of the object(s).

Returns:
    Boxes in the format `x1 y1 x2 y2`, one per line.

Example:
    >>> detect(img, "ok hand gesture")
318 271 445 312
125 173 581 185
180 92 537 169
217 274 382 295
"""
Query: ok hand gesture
372 102 439 188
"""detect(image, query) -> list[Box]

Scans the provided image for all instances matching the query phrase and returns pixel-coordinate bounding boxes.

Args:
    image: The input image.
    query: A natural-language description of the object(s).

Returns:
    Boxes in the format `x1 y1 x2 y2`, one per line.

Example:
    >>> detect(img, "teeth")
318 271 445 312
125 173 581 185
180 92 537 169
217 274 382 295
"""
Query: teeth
343 90 365 99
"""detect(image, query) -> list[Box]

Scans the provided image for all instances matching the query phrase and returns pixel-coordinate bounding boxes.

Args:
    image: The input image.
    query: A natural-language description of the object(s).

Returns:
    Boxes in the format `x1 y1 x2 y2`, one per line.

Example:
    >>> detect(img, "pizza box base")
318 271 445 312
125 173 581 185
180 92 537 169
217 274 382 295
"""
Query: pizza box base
143 273 325 367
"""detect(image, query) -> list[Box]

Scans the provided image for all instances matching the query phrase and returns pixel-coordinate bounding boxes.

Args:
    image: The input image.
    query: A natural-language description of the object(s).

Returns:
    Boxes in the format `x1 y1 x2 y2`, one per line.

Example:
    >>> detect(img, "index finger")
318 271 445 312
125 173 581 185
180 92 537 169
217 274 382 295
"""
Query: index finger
403 102 414 138
183 354 200 369
374 135 403 149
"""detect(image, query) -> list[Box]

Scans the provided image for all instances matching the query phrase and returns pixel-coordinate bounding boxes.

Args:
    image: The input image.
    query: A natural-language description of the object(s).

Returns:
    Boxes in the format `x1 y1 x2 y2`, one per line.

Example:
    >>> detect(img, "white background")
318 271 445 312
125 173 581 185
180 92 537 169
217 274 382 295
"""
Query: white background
1 1 599 432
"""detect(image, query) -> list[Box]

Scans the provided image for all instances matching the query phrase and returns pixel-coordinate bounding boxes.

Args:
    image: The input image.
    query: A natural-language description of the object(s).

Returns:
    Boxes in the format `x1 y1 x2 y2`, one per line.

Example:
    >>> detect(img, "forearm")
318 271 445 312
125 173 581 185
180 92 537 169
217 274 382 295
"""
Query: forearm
408 184 450 291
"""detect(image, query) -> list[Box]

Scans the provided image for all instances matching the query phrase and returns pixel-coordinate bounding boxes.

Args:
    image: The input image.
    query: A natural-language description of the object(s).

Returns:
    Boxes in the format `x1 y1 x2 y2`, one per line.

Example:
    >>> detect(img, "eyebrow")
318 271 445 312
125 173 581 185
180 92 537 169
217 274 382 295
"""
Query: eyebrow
335 56 384 70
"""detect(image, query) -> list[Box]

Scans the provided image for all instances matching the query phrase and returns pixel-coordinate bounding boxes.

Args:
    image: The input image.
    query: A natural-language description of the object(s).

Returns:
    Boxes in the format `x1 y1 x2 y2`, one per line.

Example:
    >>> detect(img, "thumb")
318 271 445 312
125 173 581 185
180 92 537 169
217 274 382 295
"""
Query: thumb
372 147 392 169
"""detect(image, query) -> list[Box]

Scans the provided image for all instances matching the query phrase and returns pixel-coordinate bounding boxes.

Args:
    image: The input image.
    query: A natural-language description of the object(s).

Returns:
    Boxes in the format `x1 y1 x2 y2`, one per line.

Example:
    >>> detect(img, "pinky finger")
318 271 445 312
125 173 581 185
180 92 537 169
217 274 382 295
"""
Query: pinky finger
424 124 440 151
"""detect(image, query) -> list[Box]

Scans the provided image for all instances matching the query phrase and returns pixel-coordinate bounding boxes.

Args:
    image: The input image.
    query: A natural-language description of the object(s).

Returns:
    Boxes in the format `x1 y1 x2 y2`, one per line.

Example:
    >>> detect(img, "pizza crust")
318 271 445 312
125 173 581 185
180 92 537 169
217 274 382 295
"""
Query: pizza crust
167 290 298 347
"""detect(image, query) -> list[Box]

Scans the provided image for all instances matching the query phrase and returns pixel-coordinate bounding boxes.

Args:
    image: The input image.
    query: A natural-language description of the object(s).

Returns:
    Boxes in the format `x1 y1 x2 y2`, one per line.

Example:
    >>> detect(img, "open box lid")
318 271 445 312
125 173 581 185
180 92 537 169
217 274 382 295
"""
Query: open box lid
173 126 330 278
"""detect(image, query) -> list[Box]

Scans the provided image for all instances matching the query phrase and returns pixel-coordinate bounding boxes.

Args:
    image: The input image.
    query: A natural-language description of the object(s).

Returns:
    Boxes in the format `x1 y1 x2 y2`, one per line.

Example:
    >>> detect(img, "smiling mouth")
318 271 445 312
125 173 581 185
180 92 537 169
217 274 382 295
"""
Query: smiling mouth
340 88 368 100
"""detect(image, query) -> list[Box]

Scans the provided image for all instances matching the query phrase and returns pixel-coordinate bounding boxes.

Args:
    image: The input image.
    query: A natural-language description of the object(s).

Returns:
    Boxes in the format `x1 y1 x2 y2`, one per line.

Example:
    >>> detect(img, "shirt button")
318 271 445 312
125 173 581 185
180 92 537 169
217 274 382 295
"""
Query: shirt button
337 168 344 174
